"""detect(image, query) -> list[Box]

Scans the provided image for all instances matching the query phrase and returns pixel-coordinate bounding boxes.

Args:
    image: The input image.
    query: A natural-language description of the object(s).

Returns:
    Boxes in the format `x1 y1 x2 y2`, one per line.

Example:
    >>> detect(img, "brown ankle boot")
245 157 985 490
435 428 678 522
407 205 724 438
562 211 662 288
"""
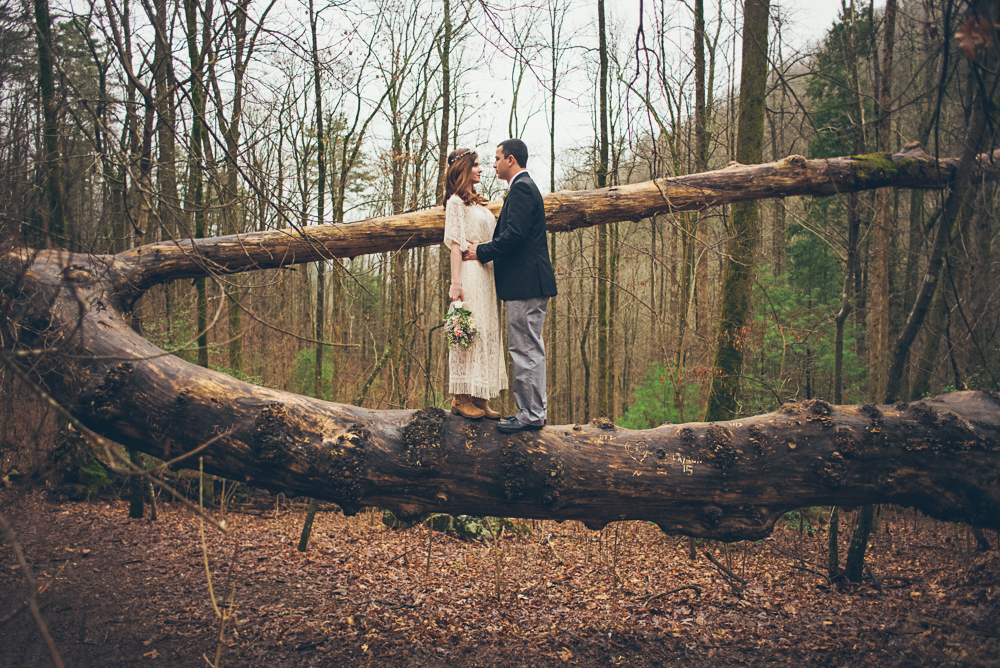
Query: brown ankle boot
472 397 501 419
451 394 485 419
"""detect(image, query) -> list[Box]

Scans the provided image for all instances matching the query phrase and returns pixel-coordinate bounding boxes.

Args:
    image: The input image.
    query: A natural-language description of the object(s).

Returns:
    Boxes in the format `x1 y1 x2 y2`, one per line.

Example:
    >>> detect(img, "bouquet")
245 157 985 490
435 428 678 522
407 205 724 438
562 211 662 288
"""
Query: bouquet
444 301 478 350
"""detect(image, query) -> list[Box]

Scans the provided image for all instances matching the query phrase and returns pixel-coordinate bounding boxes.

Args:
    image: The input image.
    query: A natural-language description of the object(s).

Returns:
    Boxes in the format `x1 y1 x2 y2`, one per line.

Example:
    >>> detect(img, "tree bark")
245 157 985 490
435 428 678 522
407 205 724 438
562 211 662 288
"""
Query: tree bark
704 0 770 422
216 0 251 376
298 497 320 552
596 0 610 419
434 0 451 205
867 0 897 401
33 0 67 248
310 0 327 399
4 247 1000 540
183 0 209 368
110 144 1000 298
128 448 145 519
6 132 1000 539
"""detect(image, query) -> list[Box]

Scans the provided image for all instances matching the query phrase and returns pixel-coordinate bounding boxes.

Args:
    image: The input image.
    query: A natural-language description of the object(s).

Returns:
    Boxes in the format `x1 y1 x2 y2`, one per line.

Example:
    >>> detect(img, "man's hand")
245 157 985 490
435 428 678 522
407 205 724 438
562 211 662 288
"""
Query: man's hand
462 241 479 262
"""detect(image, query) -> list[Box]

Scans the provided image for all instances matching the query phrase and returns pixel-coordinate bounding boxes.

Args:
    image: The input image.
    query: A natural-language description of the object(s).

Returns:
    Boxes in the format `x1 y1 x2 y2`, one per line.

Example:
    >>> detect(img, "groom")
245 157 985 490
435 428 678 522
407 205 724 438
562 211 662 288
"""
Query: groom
463 139 557 434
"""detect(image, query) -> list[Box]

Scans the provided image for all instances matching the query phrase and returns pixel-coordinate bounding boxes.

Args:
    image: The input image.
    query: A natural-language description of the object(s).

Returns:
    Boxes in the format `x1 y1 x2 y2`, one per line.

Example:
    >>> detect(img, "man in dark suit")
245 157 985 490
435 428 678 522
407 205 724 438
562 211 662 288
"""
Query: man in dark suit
463 139 557 433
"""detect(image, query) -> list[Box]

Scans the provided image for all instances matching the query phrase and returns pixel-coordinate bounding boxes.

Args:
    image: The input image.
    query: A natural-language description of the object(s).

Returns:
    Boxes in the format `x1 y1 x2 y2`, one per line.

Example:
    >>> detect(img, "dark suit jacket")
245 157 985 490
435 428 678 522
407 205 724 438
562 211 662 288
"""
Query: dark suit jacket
476 173 558 302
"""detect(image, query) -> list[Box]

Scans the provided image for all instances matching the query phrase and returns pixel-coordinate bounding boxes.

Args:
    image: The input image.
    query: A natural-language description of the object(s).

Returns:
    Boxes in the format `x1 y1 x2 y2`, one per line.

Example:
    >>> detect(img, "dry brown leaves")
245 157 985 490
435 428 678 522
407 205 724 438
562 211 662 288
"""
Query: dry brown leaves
1 490 998 667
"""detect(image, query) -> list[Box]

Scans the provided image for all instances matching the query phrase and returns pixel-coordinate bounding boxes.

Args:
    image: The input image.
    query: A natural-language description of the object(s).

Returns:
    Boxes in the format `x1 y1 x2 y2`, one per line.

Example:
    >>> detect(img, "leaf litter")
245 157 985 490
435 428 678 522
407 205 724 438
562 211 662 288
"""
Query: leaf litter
1 489 998 667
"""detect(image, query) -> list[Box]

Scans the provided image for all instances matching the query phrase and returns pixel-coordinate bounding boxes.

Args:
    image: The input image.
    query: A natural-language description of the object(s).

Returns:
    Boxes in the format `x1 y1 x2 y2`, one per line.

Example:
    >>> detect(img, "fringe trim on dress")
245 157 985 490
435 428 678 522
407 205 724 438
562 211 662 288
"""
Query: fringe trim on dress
448 378 507 400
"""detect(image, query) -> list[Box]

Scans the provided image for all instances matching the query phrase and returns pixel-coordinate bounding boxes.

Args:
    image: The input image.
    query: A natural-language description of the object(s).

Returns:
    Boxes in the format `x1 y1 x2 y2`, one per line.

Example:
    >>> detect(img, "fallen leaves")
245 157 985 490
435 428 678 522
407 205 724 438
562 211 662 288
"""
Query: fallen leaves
1 491 999 667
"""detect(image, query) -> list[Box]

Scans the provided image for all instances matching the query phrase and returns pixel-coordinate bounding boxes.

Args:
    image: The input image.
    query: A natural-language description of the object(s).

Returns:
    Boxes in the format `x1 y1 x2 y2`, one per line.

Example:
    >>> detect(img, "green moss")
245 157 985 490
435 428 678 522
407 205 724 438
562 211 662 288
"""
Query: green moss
852 154 921 183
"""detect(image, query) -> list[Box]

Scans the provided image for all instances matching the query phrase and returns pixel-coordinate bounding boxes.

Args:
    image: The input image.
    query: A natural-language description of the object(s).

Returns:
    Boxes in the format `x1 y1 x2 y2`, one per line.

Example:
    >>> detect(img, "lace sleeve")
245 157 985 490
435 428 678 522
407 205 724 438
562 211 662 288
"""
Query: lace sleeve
443 195 469 252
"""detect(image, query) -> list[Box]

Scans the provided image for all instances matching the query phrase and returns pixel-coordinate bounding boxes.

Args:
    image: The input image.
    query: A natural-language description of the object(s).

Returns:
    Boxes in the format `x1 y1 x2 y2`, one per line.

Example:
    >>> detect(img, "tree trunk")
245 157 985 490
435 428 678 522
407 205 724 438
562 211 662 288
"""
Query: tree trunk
310 0 327 400
828 506 840 579
112 145 999 294
183 0 209 369
704 0 770 422
596 0 610 419
4 247 1000 540
867 0 897 401
910 286 947 401
7 145 1000 538
434 0 451 205
845 504 875 582
218 0 250 376
834 192 860 405
298 497 320 552
128 448 144 519
33 0 67 248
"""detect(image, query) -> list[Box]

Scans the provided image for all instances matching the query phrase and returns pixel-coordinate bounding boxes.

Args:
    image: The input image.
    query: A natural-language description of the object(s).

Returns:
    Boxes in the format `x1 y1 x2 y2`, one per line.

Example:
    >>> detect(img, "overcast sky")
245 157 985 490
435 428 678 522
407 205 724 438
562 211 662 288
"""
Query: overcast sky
458 0 853 196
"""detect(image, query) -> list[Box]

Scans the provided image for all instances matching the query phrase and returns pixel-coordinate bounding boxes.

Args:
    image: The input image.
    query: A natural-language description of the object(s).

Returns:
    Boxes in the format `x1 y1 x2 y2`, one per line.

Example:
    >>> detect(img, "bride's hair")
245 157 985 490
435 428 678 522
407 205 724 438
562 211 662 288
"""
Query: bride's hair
444 149 485 206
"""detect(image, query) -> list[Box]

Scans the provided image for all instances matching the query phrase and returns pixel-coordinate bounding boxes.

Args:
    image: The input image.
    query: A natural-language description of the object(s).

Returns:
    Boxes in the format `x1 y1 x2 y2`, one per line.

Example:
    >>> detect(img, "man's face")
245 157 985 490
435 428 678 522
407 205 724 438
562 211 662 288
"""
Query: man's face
494 147 514 182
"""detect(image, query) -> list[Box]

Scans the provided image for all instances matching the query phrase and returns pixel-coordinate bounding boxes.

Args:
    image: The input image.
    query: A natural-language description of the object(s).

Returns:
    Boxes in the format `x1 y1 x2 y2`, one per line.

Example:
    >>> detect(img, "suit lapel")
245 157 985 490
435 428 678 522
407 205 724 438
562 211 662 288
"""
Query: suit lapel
496 192 509 240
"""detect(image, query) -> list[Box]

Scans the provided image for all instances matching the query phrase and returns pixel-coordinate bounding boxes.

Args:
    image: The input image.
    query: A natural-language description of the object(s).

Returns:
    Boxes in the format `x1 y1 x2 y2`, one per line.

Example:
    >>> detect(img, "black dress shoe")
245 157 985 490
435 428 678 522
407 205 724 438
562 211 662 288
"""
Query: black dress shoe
497 417 544 434
503 415 517 421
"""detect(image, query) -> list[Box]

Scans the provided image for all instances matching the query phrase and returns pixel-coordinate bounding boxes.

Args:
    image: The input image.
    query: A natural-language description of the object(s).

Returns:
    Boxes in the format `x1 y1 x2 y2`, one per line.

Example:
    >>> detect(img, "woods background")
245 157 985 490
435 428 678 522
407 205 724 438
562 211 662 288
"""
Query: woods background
1 0 998 464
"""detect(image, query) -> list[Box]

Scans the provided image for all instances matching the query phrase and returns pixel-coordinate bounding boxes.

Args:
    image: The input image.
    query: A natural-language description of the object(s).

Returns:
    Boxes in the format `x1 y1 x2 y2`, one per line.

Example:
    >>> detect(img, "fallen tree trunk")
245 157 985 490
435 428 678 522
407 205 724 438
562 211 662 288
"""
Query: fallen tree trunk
3 246 999 540
113 143 1000 296
3 144 1000 540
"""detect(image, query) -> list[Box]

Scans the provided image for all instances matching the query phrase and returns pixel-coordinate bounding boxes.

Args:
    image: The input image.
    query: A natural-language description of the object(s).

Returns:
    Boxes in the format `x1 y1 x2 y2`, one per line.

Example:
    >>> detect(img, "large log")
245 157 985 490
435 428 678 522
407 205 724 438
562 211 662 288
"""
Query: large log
3 245 999 540
114 143 1000 296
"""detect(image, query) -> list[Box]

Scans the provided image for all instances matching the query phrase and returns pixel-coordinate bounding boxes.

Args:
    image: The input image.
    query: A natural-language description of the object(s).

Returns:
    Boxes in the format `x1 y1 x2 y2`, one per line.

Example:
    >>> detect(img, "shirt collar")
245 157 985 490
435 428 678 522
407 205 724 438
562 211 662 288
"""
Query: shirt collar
508 170 529 187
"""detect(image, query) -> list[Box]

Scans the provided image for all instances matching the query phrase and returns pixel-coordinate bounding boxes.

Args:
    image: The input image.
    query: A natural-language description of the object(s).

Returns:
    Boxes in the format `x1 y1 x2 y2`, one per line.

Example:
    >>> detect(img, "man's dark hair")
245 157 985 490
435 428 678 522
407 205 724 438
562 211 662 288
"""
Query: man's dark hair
497 139 528 168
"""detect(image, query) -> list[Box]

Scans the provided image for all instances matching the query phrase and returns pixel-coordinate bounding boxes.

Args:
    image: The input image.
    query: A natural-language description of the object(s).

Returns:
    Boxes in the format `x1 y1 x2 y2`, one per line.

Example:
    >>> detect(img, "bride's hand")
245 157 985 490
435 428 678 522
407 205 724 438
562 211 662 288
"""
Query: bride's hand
448 282 464 303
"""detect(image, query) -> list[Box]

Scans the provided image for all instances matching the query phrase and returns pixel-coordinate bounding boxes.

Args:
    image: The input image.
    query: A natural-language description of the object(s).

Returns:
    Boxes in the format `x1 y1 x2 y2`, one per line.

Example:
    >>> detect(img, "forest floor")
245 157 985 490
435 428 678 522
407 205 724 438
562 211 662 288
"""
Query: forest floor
1 489 998 668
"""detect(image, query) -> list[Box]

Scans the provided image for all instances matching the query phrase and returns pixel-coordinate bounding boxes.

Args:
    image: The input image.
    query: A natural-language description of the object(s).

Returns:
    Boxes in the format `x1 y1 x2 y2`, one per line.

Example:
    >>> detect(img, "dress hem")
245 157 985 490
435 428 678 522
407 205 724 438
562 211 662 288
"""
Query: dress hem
448 380 508 399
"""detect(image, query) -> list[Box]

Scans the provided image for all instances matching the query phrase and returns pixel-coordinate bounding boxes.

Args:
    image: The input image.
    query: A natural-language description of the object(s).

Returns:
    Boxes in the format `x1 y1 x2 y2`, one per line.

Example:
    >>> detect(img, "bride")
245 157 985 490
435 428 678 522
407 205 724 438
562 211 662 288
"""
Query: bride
443 148 507 419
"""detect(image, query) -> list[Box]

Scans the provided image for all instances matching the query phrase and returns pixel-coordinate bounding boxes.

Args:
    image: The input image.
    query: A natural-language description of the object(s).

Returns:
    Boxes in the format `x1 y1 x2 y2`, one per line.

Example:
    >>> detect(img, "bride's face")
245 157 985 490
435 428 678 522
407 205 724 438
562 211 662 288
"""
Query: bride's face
470 158 482 184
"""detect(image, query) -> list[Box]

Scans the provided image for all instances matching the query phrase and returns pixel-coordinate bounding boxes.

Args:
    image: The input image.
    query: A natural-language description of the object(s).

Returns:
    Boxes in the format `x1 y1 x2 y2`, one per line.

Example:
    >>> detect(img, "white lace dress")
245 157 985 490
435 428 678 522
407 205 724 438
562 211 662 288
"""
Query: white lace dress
443 195 508 399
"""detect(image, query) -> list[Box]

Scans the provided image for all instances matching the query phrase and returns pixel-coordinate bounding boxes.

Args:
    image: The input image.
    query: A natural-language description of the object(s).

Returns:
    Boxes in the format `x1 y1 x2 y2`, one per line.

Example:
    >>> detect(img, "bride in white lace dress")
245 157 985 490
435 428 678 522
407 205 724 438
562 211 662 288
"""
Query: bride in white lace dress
443 149 507 419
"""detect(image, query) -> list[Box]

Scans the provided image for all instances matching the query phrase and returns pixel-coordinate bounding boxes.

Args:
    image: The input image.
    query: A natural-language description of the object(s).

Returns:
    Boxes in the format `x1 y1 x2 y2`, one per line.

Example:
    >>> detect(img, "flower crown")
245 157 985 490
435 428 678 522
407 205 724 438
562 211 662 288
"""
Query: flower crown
448 149 473 166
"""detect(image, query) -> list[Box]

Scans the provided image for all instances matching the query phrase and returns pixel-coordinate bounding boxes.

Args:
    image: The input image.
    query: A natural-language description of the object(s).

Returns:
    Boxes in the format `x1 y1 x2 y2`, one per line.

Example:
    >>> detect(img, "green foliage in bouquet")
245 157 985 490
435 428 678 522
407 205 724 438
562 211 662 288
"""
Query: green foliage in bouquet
444 302 477 350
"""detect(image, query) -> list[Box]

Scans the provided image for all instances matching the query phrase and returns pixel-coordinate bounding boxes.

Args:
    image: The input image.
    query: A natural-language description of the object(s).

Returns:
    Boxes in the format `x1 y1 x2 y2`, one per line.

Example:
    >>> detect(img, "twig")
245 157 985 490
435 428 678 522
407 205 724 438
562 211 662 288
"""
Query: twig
641 585 702 602
0 349 226 531
386 547 419 565
425 519 434 576
703 550 747 584
543 540 564 564
760 535 830 576
0 560 69 626
0 512 65 668
865 564 884 593
0 599 29 626
154 429 235 472
907 614 1000 639
790 564 833 584
200 459 221 619
703 550 746 598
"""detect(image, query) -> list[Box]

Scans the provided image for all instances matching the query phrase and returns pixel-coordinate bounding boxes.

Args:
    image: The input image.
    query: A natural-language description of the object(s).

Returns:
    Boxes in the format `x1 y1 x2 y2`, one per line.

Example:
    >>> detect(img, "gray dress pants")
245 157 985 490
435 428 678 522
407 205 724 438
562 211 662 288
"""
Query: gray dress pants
505 296 548 425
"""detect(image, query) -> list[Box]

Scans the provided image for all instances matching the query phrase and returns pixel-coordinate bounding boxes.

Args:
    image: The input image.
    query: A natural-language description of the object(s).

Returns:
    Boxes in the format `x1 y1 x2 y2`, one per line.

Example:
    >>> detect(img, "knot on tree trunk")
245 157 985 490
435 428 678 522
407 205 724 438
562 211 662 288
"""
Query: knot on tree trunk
403 407 446 469
701 425 737 470
591 416 616 430
252 403 298 465
500 434 566 505
318 425 370 507
84 362 133 423
747 424 769 456
818 451 847 487
834 427 861 458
